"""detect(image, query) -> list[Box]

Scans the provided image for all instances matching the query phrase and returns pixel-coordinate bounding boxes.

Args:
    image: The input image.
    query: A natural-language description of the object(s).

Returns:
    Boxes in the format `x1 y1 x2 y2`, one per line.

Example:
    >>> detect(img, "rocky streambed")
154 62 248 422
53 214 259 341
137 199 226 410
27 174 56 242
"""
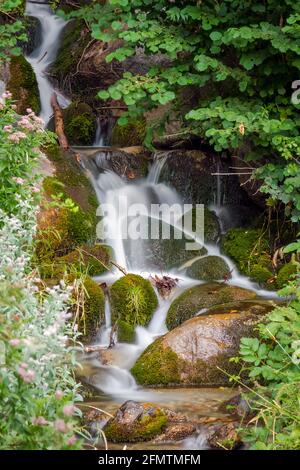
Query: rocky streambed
14 1 288 451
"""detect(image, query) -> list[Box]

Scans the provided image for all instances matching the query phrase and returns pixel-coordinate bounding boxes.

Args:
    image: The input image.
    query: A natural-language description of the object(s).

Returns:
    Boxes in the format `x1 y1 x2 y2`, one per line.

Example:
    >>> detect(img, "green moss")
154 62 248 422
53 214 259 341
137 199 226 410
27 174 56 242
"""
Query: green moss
276 262 297 289
38 176 97 259
76 275 105 343
63 102 96 145
110 274 158 327
166 283 256 330
249 264 273 284
104 405 167 442
50 20 89 79
8 55 40 114
222 228 273 287
117 320 136 343
131 339 183 386
39 244 112 279
111 119 146 147
186 256 230 281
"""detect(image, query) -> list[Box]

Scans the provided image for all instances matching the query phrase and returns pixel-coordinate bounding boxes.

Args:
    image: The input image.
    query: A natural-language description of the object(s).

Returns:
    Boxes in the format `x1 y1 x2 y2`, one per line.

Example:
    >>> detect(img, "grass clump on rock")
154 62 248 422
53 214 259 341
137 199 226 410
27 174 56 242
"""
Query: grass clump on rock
110 274 158 327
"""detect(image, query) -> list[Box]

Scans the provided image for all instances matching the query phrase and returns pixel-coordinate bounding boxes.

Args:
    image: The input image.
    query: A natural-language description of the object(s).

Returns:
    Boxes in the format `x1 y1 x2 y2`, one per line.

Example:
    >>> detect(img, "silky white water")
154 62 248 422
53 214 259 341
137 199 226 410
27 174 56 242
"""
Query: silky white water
24 3 278 448
79 151 277 401
25 1 70 125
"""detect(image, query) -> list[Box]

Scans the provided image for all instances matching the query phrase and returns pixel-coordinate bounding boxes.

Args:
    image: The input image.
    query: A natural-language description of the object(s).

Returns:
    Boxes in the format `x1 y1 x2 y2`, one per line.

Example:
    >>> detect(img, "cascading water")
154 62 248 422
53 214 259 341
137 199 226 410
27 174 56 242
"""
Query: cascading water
78 150 277 403
25 4 278 448
25 1 70 125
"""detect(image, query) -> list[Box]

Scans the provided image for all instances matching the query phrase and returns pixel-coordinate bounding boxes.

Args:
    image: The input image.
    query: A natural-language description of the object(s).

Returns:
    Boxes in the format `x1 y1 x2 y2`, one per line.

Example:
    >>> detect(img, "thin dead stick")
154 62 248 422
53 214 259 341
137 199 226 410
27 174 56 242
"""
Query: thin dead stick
229 166 257 170
79 248 127 275
80 404 114 419
37 51 47 64
211 172 253 176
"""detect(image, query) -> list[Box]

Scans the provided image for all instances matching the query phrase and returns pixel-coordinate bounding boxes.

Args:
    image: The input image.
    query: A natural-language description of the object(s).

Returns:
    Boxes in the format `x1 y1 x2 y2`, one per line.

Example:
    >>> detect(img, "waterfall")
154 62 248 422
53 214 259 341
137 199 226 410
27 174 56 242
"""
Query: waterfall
93 118 105 147
25 1 70 125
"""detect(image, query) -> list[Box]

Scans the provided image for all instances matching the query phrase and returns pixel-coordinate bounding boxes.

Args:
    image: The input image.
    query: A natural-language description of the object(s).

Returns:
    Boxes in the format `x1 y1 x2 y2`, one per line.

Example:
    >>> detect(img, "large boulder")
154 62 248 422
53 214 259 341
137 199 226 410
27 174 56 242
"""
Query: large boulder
110 274 158 327
186 256 230 281
131 301 274 386
166 283 257 330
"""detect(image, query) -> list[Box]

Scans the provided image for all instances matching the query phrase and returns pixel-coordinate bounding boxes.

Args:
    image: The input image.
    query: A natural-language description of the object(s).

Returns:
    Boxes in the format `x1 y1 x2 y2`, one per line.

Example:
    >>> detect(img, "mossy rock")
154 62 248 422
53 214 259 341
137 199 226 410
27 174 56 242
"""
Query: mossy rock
37 201 96 261
7 55 40 114
132 307 272 386
276 262 297 289
110 274 158 327
43 143 99 212
50 19 89 80
76 275 105 343
111 118 146 147
131 339 183 386
249 264 273 285
104 401 167 442
222 228 274 287
166 282 257 330
37 175 97 260
117 320 136 343
39 243 112 279
63 102 96 145
186 256 230 281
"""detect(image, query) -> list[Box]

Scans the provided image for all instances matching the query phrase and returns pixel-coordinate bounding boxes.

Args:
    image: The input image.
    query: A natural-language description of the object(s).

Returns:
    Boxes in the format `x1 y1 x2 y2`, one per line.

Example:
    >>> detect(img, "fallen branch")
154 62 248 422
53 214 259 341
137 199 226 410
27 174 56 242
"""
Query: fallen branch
50 93 69 150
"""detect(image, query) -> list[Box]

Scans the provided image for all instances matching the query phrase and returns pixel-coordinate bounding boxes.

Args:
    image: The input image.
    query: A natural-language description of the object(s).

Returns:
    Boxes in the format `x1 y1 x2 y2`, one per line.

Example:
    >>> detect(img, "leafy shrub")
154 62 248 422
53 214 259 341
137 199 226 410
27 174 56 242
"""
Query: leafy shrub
0 95 53 214
234 249 300 449
69 0 300 220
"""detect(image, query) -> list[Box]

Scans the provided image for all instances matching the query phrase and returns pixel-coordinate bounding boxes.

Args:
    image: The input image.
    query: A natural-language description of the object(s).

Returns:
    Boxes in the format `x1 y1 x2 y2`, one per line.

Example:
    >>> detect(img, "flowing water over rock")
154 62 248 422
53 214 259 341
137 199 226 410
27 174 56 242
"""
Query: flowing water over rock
26 3 277 448
78 151 277 402
25 1 70 125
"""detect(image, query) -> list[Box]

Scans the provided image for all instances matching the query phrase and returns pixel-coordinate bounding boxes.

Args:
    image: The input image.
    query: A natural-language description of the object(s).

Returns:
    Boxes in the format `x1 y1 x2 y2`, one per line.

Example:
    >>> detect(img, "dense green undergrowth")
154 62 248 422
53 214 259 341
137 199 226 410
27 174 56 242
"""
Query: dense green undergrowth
0 97 83 449
232 243 300 449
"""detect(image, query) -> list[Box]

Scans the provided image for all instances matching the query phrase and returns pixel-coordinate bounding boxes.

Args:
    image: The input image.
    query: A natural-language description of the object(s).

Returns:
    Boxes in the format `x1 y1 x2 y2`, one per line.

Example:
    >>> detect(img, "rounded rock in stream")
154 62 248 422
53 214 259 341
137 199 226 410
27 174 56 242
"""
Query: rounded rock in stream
166 282 257 330
186 256 230 281
110 274 158 327
131 301 274 386
103 401 168 442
